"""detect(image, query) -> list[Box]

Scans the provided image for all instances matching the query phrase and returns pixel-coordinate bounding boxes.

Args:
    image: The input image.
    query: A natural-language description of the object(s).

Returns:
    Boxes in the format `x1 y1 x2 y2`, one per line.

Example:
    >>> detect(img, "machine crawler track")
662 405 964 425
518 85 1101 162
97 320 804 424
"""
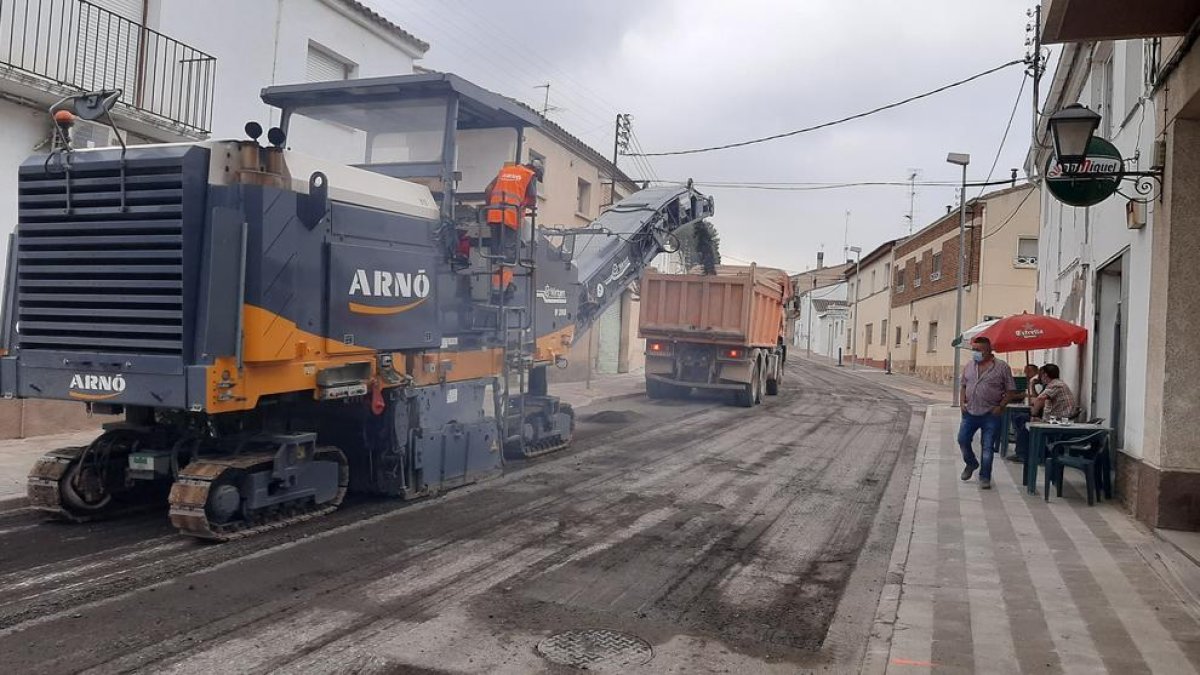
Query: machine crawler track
168 447 348 542
27 446 155 522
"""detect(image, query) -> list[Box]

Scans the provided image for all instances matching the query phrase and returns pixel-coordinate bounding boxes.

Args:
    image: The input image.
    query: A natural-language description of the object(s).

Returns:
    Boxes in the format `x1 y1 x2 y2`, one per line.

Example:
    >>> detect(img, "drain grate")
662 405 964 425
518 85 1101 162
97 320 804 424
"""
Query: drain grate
536 629 653 669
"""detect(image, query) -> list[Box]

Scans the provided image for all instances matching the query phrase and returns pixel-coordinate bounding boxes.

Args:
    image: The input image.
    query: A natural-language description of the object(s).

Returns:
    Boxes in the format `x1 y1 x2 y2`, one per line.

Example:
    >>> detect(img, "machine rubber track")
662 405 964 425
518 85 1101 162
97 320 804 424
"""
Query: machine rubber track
27 446 154 522
513 404 576 459
167 447 348 542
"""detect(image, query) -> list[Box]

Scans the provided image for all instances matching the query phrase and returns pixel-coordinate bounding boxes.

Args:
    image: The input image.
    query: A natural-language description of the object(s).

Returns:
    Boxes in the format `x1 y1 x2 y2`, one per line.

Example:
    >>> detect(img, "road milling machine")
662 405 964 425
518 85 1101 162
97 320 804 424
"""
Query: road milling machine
0 74 712 540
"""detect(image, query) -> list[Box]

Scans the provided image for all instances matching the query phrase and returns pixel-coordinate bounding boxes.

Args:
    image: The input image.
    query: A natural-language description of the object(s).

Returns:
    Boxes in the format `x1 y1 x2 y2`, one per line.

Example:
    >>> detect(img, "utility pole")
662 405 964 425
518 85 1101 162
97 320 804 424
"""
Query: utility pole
848 246 862 370
1027 4 1043 160
608 114 631 207
906 170 919 235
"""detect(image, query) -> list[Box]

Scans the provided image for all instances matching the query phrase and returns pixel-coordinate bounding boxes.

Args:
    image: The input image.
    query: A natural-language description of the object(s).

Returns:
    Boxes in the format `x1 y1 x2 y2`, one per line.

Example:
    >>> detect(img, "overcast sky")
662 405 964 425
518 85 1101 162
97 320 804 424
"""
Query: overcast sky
377 0 1046 273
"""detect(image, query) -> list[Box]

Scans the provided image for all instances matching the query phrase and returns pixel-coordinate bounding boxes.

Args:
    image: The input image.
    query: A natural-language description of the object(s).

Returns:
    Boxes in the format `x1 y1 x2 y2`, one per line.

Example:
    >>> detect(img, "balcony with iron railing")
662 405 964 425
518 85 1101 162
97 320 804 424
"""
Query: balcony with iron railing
0 0 215 135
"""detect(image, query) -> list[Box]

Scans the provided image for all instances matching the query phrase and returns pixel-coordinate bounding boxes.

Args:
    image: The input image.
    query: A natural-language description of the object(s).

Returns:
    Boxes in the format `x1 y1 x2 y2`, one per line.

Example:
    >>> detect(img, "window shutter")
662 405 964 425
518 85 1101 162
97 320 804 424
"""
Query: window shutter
307 46 349 82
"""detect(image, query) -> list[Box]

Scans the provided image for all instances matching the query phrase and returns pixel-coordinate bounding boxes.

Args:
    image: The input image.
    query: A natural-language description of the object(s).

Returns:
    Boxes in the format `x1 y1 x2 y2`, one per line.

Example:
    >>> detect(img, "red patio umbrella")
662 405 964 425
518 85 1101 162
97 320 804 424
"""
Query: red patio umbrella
975 312 1088 353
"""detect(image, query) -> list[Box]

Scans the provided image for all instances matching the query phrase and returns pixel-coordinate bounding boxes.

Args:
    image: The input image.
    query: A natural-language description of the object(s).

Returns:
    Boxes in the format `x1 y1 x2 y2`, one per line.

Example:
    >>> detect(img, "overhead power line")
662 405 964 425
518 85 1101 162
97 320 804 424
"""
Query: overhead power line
627 59 1025 157
645 177 1028 192
977 74 1028 199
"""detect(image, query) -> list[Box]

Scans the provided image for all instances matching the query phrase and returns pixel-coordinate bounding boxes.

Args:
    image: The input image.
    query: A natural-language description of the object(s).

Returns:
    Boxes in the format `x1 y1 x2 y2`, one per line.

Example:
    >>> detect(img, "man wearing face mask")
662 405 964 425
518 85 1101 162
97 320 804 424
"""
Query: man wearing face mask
958 336 1019 489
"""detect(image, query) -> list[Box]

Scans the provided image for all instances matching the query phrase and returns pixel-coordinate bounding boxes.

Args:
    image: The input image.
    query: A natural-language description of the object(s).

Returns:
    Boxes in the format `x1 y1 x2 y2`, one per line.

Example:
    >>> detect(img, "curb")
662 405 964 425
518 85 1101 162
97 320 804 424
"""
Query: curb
0 494 28 513
860 403 936 674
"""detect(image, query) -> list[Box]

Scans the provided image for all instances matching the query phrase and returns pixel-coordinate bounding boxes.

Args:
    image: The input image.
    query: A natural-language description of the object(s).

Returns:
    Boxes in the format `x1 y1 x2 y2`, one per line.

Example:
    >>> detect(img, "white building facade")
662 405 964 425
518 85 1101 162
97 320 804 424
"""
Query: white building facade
793 282 849 360
1031 39 1155 461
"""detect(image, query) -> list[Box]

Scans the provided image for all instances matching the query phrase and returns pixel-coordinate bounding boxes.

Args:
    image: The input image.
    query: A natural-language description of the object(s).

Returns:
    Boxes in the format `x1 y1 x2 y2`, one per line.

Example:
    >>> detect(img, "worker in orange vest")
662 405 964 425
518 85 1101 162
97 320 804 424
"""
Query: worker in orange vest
484 158 542 232
484 158 542 297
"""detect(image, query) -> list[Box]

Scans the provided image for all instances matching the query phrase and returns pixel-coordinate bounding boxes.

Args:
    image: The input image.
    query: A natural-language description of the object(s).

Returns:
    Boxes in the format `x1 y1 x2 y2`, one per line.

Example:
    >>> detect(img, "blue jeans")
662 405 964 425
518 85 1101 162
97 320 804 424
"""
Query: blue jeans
1011 411 1032 458
958 412 1002 480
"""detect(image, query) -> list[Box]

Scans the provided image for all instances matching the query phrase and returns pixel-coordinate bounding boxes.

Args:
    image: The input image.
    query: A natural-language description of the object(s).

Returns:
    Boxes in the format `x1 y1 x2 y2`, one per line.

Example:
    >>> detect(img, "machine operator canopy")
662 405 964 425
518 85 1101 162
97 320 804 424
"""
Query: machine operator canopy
261 73 541 202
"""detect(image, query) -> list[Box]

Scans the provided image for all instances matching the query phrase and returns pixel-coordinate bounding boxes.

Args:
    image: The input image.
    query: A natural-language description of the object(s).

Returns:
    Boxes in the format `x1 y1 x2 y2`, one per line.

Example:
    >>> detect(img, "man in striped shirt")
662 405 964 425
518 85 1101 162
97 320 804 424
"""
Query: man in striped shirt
1032 363 1076 421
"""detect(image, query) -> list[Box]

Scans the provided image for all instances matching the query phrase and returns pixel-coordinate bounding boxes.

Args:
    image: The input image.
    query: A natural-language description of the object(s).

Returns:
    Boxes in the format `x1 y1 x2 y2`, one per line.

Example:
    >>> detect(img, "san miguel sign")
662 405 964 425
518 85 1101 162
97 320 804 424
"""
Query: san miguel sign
1044 137 1124 207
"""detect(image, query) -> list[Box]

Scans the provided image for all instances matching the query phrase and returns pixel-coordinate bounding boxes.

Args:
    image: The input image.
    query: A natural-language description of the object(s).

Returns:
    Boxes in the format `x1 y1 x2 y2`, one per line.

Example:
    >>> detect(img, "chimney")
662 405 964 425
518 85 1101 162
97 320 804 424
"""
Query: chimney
816 251 824 269
946 205 952 214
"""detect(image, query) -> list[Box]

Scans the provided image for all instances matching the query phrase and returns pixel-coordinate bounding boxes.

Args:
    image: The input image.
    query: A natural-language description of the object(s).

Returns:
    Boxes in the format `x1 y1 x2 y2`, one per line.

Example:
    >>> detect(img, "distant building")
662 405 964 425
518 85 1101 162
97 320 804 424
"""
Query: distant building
844 241 898 369
889 184 1039 383
794 285 850 359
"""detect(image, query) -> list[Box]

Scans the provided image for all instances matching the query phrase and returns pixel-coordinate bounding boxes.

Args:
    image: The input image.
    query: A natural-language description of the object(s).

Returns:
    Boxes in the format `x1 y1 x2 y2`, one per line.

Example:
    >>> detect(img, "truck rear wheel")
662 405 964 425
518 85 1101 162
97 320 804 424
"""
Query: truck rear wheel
735 362 758 408
766 357 781 396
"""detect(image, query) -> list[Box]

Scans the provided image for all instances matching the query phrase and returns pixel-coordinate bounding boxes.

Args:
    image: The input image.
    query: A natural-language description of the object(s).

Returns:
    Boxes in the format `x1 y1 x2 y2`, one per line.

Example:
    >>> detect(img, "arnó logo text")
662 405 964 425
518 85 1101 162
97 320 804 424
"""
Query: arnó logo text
348 269 432 315
69 373 126 400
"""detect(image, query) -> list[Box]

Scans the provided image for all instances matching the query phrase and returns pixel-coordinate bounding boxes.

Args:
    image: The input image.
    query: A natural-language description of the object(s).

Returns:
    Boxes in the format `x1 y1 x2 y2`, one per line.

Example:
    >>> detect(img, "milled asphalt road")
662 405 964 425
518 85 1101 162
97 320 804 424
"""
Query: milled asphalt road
0 359 927 674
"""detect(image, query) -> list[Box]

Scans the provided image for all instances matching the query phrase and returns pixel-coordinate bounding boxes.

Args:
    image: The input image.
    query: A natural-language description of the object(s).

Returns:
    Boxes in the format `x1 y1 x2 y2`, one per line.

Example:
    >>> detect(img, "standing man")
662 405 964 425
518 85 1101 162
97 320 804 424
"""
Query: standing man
958 336 1019 489
483 158 543 297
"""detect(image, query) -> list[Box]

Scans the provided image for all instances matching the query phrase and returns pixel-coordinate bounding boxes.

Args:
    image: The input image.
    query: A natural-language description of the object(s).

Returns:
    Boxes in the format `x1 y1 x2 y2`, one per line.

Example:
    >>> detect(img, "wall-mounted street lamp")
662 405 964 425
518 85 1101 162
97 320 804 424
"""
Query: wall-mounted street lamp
1047 103 1101 166
1044 104 1162 206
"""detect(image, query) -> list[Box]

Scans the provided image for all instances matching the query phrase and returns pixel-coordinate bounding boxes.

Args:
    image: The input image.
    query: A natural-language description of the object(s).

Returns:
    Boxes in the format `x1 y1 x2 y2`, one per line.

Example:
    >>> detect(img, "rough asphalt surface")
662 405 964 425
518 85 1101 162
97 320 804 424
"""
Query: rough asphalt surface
0 359 927 674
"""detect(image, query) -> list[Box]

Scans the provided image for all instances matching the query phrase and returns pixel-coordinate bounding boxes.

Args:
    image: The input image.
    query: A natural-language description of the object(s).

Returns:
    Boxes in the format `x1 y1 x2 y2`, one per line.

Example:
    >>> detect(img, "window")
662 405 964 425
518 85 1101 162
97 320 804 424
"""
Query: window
896 268 905 291
927 321 939 353
931 252 942 281
871 270 877 293
1124 40 1145 120
913 261 922 287
883 263 890 288
881 319 888 346
307 43 355 82
895 325 902 347
865 323 873 346
1016 238 1038 267
577 178 592 216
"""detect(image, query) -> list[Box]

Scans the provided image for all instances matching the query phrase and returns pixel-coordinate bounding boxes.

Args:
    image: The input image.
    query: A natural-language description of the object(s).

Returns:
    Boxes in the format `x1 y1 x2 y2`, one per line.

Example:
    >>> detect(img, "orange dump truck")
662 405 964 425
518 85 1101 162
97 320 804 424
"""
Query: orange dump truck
638 264 791 407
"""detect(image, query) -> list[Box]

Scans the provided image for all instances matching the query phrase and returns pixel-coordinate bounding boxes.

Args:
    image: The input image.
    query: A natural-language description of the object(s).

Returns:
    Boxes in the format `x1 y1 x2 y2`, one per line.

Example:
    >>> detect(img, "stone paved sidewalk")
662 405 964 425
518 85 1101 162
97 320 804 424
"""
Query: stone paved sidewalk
867 405 1200 674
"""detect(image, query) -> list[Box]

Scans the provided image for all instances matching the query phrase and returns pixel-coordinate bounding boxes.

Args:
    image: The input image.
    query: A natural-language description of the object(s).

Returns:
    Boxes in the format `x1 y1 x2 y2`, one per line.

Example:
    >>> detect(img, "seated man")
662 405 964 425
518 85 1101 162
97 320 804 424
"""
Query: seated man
1014 363 1077 460
1006 363 1041 463
1032 363 1076 421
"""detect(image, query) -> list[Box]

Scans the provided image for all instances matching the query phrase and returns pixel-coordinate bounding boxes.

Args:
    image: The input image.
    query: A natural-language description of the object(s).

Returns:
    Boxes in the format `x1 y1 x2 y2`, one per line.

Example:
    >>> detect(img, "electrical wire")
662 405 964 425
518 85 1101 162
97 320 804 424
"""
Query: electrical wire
980 184 1037 240
976 74 1028 199
627 59 1025 157
643 177 1027 192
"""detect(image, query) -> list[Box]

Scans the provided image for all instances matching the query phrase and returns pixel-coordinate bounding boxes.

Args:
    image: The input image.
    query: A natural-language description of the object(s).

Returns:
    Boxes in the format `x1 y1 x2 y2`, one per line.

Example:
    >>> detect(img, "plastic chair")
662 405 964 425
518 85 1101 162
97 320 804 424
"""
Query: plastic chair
1044 430 1109 506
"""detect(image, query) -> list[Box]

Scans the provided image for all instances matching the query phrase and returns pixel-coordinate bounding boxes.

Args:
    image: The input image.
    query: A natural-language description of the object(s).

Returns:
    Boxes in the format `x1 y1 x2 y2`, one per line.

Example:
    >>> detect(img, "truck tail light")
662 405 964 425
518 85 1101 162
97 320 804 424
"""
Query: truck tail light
727 348 741 358
648 341 670 354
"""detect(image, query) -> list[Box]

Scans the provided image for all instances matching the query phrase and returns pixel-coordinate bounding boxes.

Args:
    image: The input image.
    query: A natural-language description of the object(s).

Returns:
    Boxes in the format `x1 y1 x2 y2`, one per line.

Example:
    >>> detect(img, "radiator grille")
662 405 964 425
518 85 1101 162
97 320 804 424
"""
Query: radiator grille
15 159 186 355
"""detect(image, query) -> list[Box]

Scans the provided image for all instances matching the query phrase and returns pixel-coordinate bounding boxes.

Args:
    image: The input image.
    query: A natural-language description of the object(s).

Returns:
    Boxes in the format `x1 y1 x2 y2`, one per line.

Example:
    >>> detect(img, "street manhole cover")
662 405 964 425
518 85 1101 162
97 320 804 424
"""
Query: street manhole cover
536 629 653 669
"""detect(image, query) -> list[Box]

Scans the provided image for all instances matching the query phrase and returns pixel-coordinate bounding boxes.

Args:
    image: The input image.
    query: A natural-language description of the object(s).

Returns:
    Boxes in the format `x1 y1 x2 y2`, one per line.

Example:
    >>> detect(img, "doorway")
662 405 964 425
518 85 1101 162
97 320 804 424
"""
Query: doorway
1093 253 1128 447
910 320 919 373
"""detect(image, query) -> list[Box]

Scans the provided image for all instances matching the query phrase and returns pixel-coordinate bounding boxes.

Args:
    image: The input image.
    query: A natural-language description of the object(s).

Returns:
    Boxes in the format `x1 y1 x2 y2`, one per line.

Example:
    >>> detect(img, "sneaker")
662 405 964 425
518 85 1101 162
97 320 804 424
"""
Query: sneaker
979 479 992 490
961 464 978 481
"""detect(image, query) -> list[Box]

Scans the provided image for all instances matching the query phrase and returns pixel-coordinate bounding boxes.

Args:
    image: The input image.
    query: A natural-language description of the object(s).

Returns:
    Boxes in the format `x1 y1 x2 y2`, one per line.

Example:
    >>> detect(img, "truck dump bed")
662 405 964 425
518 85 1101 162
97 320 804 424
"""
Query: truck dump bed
639 264 791 348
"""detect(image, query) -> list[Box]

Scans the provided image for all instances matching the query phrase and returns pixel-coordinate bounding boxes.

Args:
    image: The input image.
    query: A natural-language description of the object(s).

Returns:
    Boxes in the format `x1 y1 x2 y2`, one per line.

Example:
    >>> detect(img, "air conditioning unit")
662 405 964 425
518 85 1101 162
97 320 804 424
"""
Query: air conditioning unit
71 120 122 149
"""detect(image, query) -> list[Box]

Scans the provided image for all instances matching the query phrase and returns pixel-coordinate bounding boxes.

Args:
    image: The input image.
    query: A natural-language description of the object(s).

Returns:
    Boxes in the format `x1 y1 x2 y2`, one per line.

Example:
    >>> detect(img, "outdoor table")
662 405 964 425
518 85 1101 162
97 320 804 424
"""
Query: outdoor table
1000 404 1032 458
1023 421 1113 496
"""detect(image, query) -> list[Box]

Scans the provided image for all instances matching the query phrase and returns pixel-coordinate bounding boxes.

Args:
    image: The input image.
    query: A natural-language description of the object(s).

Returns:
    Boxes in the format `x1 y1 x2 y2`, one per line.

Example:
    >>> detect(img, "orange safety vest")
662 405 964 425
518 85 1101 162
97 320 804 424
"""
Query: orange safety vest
486 164 535 229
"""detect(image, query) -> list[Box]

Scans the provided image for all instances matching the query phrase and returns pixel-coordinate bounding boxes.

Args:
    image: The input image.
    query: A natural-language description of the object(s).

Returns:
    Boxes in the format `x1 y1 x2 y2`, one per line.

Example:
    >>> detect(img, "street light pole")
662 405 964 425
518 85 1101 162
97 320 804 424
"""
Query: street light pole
848 246 862 371
947 153 971 407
